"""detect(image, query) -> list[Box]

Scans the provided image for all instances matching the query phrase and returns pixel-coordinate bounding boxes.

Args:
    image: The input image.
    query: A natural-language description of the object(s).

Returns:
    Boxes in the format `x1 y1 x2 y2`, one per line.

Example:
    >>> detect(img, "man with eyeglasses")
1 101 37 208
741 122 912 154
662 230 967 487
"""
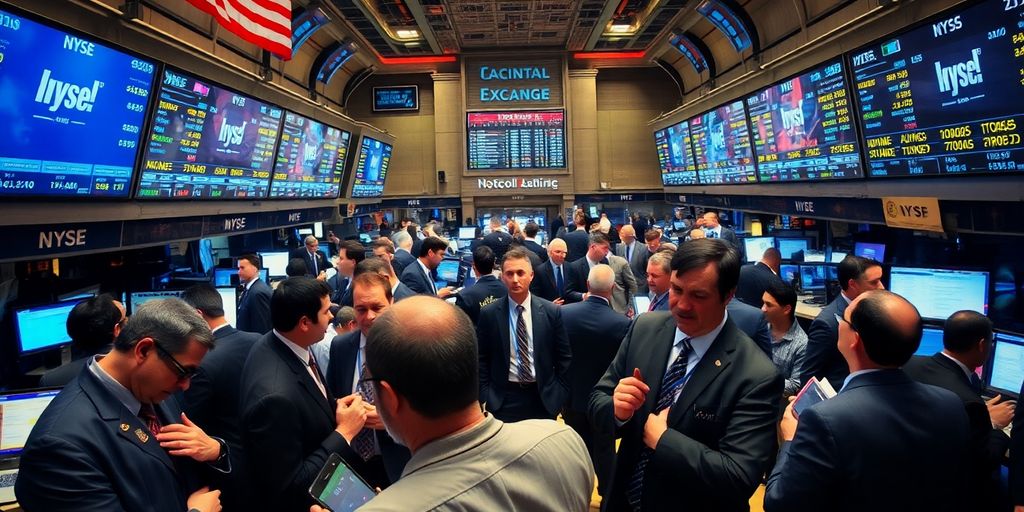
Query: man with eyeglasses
17 298 226 512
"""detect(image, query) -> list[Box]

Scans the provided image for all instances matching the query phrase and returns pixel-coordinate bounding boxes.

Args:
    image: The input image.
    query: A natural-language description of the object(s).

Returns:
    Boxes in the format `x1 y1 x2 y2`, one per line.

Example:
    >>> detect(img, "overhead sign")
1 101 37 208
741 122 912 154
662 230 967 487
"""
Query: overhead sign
465 57 564 109
882 196 944 232
477 177 560 191
373 86 419 112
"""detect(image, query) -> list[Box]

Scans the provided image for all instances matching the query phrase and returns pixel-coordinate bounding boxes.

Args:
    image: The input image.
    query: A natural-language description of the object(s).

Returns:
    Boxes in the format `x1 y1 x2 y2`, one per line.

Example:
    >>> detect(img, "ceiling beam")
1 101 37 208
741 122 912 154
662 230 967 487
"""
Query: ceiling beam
403 0 444 54
583 0 622 51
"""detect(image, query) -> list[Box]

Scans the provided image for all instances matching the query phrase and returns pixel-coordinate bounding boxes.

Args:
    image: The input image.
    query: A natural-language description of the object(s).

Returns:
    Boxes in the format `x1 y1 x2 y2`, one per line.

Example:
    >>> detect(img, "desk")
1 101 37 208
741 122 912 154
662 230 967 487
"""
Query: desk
796 294 825 320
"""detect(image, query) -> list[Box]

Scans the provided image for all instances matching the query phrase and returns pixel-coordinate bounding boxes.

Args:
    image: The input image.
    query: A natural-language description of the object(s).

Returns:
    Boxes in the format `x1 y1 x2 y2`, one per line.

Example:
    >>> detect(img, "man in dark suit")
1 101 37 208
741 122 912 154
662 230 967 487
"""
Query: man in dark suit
564 232 612 304
40 294 124 387
560 210 591 263
180 284 262 510
531 238 568 304
236 253 273 334
17 299 225 512
478 248 572 422
399 236 453 298
727 299 773 357
332 240 366 307
522 221 549 263
239 277 368 511
904 311 1013 511
455 245 507 324
390 231 416 276
289 235 329 278
735 248 783 308
589 239 783 512
641 250 672 313
765 291 970 511
325 273 411 490
616 225 650 294
481 216 513 263
799 255 885 386
561 264 631 499
700 211 739 249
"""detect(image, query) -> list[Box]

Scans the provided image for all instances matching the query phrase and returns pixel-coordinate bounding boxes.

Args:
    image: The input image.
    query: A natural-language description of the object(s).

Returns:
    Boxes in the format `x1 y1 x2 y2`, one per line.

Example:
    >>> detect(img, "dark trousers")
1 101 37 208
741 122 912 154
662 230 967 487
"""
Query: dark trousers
493 383 552 422
563 409 614 497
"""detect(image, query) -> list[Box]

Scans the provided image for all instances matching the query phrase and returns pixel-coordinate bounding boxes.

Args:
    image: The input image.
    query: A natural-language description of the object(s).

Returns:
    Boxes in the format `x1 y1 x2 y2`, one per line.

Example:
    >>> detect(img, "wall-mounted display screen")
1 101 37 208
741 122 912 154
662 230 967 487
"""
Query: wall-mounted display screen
696 0 753 53
269 112 350 198
373 86 419 112
0 8 156 198
467 111 566 170
655 122 699 185
136 69 283 199
747 59 863 182
850 0 1024 177
351 136 393 198
690 100 758 184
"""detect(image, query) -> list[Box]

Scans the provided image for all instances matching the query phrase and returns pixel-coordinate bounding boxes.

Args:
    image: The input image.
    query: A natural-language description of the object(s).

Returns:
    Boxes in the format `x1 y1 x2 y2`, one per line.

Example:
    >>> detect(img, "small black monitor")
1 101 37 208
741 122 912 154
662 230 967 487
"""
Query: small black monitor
776 238 810 260
988 331 1024 397
0 388 63 458
914 326 945 357
799 265 827 292
458 227 478 240
854 242 886 262
14 300 83 354
779 264 799 284
743 237 775 263
436 258 463 287
128 290 184 314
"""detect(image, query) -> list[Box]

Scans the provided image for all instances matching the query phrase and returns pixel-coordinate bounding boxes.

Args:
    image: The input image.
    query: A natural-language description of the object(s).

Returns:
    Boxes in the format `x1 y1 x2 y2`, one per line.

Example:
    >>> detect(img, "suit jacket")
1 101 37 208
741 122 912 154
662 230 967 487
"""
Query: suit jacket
561 229 590 263
454 275 507 324
392 249 416 276
799 296 850 386
530 260 567 302
39 345 111 387
735 262 783 308
710 227 739 249
477 295 572 416
324 331 411 483
392 281 417 302
904 354 1008 507
764 370 969 512
607 253 638 315
180 325 260 509
589 313 783 512
399 259 436 295
481 231 513 263
727 299 772 357
327 274 349 305
1013 380 1024 506
289 248 328 277
564 256 601 304
523 239 549 263
237 278 273 334
16 365 203 511
561 296 631 412
239 332 358 511
615 242 651 294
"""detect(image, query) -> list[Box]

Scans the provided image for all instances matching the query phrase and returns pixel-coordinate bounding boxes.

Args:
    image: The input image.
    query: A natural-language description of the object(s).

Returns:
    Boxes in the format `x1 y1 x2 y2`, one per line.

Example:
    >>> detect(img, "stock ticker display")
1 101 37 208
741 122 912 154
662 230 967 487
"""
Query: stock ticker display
467 111 566 170
747 59 863 182
136 69 283 199
350 136 393 198
0 8 155 198
690 100 758 184
269 112 350 199
851 0 1024 177
655 121 699 185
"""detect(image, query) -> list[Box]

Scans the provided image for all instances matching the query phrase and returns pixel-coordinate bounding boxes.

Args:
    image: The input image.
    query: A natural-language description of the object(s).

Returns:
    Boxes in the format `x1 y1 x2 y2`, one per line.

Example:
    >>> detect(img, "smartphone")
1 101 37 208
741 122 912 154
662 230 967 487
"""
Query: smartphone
309 453 376 511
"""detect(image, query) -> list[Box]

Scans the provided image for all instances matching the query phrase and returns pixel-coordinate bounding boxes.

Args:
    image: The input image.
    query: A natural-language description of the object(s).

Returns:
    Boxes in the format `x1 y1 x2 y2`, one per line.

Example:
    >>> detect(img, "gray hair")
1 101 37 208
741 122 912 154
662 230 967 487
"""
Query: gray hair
587 264 616 294
304 235 318 246
115 298 214 354
648 250 673 275
392 230 413 249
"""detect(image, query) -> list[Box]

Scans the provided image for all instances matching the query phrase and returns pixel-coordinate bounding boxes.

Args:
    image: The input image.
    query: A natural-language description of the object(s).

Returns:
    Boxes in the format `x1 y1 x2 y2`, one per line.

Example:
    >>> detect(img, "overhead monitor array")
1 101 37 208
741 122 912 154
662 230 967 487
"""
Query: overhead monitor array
655 0 1024 186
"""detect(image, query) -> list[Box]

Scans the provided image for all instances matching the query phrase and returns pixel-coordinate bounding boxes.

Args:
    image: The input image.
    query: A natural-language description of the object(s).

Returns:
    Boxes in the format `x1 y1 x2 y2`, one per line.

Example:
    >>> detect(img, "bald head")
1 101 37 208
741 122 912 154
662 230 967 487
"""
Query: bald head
620 224 636 244
587 264 615 297
846 290 922 368
761 247 781 273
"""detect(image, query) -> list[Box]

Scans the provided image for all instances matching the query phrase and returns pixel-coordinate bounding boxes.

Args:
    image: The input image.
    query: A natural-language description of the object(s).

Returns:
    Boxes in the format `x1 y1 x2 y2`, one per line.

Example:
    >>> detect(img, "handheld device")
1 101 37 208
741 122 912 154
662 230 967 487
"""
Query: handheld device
309 453 376 511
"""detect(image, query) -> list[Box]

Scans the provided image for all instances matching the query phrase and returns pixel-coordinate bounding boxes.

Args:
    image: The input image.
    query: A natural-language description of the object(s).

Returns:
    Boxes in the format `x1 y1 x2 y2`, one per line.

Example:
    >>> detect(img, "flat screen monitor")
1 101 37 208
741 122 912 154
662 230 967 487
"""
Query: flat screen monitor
780 264 799 284
776 238 810 260
803 249 826 263
14 300 83 354
746 58 862 182
350 136 393 198
854 242 885 262
213 268 237 287
800 265 827 291
743 237 775 263
458 227 477 240
826 265 838 281
0 8 156 198
889 267 989 321
373 85 419 112
216 287 237 327
269 111 351 198
849 0 1024 177
258 251 290 278
830 251 848 263
988 331 1024 396
136 68 284 199
633 295 652 315
0 389 62 457
654 121 699 185
467 110 566 170
57 284 101 302
436 258 462 286
129 290 183 314
914 326 945 357
690 100 758 184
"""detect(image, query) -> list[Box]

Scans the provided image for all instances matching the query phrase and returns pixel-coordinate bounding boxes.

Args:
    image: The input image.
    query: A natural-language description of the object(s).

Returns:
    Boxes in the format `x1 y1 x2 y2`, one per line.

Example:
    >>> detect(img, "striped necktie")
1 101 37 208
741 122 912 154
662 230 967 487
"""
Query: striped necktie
351 359 377 460
515 304 533 382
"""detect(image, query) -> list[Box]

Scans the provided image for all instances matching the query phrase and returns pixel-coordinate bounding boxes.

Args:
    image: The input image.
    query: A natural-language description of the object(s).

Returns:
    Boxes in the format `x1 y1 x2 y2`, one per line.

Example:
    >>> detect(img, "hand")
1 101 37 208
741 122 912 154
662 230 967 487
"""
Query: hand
157 413 221 462
552 298 565 306
311 506 327 512
335 394 368 442
987 394 1016 429
780 396 799 441
437 286 454 298
643 408 670 449
613 368 649 422
1014 506 1024 512
187 486 222 512
363 403 385 430
582 292 590 301
316 271 327 281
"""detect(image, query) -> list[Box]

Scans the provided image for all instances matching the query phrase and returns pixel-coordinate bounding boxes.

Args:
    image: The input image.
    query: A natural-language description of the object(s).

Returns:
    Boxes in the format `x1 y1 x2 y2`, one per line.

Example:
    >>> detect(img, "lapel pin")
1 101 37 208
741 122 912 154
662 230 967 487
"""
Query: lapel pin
714 359 722 367
120 423 130 432
134 428 150 444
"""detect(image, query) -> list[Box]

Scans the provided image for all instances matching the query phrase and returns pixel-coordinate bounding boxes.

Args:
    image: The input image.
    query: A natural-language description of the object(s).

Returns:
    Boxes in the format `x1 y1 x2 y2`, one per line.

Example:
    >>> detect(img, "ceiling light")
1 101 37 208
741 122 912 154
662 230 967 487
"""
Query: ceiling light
608 23 633 33
396 29 420 39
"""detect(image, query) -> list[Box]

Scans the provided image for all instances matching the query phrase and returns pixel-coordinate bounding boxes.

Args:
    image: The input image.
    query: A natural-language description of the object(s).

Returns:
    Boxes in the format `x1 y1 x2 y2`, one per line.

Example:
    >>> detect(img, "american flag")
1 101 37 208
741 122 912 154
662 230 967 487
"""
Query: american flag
187 0 293 59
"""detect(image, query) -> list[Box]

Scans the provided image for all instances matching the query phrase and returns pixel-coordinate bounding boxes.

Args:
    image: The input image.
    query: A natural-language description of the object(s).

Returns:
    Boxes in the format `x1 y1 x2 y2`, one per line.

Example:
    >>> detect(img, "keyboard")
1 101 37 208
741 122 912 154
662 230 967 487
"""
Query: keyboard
0 469 17 504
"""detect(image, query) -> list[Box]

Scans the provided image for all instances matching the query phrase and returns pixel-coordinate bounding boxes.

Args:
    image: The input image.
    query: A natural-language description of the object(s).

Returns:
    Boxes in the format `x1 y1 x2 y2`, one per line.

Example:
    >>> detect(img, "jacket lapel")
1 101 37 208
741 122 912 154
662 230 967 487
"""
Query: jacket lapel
641 316 678 415
339 333 360 396
531 297 548 371
270 335 335 421
667 321 735 426
498 297 512 367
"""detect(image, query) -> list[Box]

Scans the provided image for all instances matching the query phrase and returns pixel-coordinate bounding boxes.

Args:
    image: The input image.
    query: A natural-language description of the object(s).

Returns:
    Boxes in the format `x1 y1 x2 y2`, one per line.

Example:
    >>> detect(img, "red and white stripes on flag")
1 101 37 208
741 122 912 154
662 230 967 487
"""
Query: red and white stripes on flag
187 0 293 59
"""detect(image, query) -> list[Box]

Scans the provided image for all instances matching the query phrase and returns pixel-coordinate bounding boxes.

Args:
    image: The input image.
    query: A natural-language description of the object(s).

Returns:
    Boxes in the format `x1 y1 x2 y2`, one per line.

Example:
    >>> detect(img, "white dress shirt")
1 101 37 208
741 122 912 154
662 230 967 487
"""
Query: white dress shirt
273 330 326 398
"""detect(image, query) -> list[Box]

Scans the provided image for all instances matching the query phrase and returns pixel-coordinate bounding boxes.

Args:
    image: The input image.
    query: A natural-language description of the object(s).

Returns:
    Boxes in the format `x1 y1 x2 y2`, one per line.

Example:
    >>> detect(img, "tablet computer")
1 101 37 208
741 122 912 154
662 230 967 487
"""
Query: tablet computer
309 453 376 511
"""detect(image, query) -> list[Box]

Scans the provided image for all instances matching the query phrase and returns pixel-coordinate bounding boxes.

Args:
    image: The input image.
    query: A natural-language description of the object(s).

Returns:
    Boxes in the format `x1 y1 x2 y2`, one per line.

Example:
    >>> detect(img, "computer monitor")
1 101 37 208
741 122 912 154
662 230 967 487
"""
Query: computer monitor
830 251 848 263
914 326 945 357
14 300 83 354
743 237 775 263
129 290 184 314
776 238 810 260
672 221 686 231
436 258 462 286
802 249 826 263
854 242 886 262
213 268 238 287
826 265 838 281
988 331 1024 396
197 239 216 274
0 388 62 458
258 251 290 278
889 267 989 321
799 265 827 292
57 284 101 302
458 227 477 240
216 287 238 327
779 264 799 284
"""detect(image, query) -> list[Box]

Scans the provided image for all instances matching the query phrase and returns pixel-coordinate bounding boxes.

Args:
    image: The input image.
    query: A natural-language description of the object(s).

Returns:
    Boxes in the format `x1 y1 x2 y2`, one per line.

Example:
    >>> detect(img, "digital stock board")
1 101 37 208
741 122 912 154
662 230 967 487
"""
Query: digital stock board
467 110 566 170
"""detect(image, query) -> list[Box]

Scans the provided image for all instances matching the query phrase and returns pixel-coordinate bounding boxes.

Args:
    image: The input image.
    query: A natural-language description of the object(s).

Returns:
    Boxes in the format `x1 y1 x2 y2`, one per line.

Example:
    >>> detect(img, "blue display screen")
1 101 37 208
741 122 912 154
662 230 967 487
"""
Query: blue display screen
373 86 419 111
15 300 82 353
316 41 357 85
655 121 698 185
292 8 329 52
914 327 945 356
270 112 350 198
351 136 393 198
669 32 710 74
0 8 155 198
696 0 753 53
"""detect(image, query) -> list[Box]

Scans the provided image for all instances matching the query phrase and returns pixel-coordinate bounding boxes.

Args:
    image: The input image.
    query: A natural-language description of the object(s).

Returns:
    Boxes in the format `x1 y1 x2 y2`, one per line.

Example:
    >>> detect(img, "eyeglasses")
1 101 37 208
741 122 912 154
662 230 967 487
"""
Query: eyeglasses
152 342 199 381
834 313 856 331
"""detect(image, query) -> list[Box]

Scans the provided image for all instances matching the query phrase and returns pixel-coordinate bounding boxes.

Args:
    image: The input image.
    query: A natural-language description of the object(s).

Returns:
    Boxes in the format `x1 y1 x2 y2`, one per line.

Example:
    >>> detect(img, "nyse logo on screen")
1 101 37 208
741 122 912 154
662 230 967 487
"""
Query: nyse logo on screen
218 118 247 148
63 36 96 57
935 48 983 98
34 69 102 113
932 16 963 38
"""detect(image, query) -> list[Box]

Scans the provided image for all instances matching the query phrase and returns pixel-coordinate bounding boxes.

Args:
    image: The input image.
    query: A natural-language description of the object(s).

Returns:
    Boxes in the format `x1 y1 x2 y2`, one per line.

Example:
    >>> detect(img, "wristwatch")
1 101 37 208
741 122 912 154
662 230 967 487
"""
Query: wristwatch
213 437 228 464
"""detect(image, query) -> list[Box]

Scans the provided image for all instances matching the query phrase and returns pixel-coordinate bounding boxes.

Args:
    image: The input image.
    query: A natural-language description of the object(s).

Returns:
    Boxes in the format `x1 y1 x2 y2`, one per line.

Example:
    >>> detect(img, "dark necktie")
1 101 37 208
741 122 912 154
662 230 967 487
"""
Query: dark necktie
351 357 377 460
555 266 564 297
626 244 633 262
515 304 534 382
139 403 162 436
237 283 248 304
627 338 694 510
648 294 659 312
969 372 984 394
308 354 327 398
310 253 318 275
